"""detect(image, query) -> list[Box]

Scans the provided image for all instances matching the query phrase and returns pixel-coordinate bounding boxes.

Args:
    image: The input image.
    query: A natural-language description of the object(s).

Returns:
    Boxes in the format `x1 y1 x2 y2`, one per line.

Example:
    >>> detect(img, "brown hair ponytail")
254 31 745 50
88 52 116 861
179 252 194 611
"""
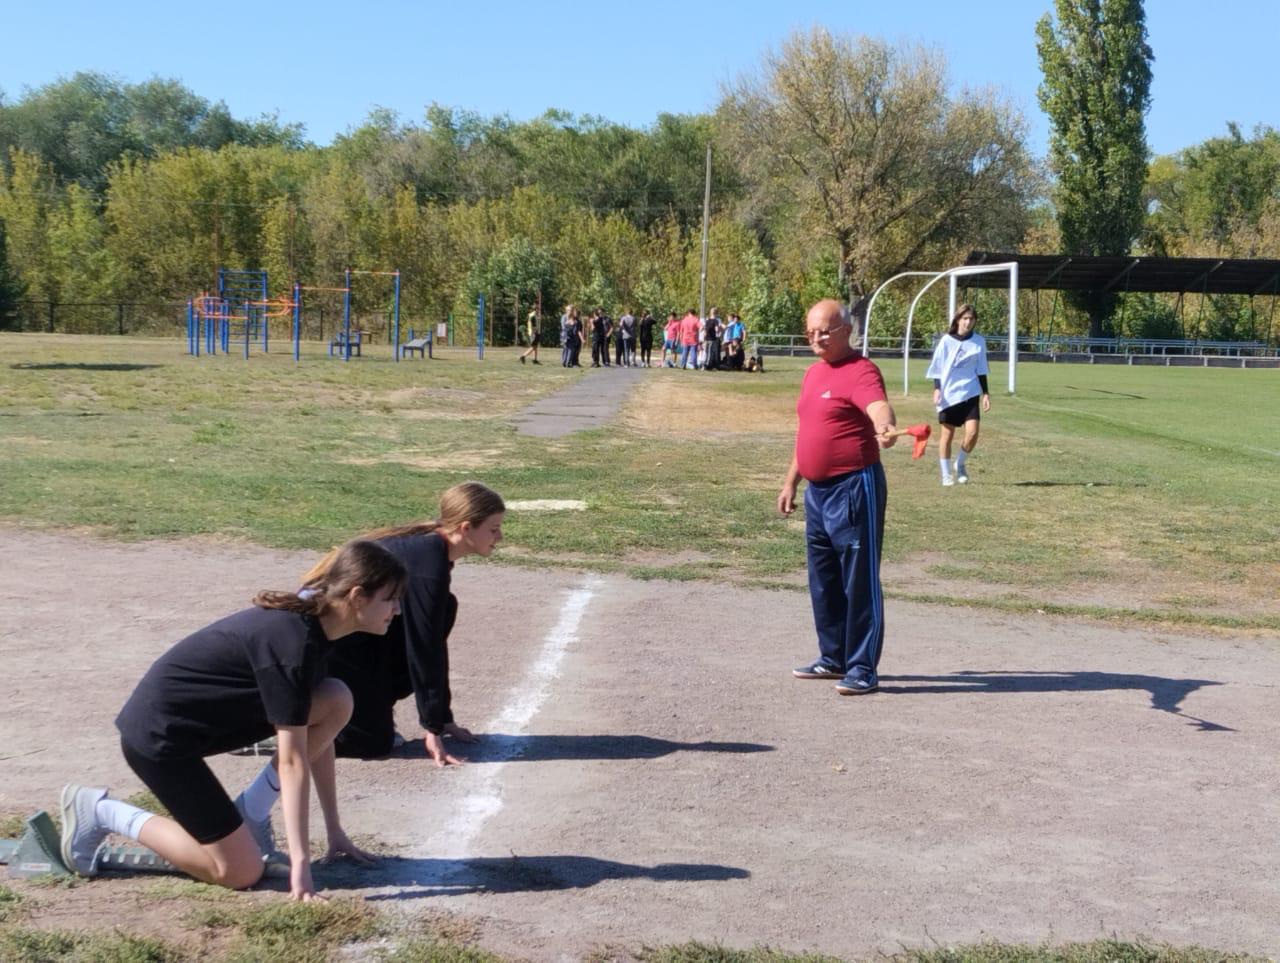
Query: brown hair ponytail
299 482 505 586
258 540 407 616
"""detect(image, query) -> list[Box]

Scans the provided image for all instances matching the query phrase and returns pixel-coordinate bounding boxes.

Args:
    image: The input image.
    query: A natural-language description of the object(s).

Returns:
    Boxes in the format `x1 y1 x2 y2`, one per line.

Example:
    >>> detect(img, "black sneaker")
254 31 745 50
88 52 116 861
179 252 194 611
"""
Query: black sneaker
793 661 844 680
835 674 879 695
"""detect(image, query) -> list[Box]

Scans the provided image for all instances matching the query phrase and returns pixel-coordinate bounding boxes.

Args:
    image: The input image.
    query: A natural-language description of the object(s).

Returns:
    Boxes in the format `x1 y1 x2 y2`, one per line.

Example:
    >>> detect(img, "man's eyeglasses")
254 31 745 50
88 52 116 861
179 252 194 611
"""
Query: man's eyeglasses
806 323 849 342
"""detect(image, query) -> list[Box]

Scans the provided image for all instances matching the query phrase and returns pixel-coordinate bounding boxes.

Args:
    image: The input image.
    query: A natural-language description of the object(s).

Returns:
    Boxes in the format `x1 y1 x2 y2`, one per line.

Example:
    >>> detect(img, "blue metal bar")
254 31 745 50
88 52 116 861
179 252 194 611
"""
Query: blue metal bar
293 282 301 363
343 267 352 362
393 270 401 361
477 295 485 360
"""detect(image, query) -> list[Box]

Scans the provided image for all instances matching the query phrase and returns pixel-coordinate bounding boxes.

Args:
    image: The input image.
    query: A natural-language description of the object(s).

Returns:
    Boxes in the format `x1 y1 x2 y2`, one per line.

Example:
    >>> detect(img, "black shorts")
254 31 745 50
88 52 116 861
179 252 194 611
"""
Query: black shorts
121 739 242 844
939 395 981 428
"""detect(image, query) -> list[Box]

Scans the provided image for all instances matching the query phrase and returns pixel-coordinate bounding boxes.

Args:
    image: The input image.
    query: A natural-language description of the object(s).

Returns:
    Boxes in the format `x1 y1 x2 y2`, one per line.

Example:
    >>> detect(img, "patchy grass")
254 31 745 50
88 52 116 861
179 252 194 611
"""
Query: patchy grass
0 926 183 962
2 334 1278 629
0 885 26 924
187 897 381 962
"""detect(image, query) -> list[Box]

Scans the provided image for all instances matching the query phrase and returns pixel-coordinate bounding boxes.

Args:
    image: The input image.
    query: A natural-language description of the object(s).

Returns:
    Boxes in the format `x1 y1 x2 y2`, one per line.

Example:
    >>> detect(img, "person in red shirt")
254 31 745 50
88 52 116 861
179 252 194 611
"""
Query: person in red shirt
777 299 897 695
678 310 701 369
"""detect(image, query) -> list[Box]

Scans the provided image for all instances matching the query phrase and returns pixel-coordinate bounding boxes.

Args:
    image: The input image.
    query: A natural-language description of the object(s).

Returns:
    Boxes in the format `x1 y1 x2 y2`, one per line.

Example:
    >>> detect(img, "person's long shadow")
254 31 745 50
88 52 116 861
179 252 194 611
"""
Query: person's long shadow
304 853 749 899
389 734 774 763
880 670 1232 731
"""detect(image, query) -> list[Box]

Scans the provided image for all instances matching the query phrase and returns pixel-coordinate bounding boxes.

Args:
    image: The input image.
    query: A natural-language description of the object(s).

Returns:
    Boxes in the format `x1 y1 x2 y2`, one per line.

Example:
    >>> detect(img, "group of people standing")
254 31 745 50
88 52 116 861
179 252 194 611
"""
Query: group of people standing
661 308 749 370
59 482 506 901
539 304 749 371
551 305 657 368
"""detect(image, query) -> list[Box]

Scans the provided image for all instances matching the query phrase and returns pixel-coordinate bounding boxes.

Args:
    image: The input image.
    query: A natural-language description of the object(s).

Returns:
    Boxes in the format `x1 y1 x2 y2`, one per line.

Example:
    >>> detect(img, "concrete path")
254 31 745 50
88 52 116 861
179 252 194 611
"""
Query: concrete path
511 365 646 437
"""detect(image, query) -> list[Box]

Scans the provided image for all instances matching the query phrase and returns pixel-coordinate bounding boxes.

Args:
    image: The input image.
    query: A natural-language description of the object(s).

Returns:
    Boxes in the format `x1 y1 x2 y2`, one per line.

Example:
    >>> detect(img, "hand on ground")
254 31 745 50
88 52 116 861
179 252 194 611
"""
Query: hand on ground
425 731 465 767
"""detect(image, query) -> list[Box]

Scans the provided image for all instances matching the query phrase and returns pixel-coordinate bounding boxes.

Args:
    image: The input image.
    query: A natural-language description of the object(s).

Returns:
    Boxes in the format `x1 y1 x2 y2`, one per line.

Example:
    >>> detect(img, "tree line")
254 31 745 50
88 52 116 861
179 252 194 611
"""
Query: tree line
2 9 1279 344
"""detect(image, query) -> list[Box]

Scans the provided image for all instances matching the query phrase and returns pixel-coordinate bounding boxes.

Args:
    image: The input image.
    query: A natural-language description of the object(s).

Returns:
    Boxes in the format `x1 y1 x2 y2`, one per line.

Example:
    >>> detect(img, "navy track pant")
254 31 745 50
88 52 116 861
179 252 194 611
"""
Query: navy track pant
804 462 887 680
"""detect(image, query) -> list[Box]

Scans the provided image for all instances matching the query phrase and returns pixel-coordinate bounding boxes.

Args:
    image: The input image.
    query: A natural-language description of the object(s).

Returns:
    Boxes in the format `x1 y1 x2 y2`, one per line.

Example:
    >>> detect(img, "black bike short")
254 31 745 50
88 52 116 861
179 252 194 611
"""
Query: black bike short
939 395 981 427
121 739 242 844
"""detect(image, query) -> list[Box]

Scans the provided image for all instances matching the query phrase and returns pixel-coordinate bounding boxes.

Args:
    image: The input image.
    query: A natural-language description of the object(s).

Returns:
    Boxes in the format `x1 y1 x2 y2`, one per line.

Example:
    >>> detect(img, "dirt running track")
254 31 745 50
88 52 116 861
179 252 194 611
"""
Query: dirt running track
1 528 1277 959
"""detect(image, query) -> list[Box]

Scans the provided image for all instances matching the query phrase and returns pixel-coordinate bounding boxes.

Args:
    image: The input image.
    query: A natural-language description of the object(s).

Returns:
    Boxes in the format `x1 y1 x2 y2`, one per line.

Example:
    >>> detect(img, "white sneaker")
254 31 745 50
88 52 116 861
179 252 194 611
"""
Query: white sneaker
233 792 277 856
60 784 109 876
956 467 969 484
942 475 956 487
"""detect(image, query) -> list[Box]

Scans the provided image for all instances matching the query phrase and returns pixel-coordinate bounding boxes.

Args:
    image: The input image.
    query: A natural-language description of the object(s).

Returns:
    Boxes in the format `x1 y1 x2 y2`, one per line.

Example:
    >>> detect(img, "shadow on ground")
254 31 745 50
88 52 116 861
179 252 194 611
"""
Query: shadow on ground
9 362 164 371
304 853 750 898
385 734 774 763
880 670 1232 731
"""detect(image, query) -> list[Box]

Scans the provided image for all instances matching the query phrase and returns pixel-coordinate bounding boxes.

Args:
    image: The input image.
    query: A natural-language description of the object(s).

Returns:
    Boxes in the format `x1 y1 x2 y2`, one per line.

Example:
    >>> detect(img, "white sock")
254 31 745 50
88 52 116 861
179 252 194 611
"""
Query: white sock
940 457 953 479
239 762 280 820
95 798 154 840
956 448 968 471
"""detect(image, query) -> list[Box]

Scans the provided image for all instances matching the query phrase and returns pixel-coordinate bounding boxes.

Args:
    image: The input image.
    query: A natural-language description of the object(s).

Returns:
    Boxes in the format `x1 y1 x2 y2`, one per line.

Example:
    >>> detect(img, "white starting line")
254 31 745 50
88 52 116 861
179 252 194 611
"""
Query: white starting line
429 577 601 858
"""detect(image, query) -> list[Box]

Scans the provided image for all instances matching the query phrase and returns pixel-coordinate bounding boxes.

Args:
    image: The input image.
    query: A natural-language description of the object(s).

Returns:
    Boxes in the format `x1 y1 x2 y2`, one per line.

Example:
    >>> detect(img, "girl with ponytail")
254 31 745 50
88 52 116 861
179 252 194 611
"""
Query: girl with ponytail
59 540 406 901
316 481 505 765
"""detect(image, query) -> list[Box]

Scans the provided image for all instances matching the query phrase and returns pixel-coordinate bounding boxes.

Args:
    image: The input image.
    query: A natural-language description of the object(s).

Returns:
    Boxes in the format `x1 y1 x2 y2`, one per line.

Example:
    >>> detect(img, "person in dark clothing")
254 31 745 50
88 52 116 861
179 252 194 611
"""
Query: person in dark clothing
60 540 406 900
637 310 656 367
314 482 506 767
589 308 612 367
703 307 723 370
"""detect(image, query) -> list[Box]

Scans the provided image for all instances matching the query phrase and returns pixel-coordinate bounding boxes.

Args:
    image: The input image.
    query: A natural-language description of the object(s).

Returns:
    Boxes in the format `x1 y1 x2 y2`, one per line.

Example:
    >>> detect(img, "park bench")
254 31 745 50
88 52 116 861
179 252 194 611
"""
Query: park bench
329 330 364 357
401 334 432 358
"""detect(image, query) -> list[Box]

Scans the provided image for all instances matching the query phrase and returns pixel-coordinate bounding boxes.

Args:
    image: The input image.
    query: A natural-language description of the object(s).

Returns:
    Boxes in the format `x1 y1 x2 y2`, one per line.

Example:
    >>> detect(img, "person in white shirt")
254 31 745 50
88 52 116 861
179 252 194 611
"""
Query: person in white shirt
925 303 991 486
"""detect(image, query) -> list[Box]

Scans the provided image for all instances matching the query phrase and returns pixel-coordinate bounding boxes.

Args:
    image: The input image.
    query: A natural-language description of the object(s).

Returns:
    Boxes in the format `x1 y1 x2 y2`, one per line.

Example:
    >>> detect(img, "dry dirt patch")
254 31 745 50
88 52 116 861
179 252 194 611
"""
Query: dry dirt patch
625 378 793 438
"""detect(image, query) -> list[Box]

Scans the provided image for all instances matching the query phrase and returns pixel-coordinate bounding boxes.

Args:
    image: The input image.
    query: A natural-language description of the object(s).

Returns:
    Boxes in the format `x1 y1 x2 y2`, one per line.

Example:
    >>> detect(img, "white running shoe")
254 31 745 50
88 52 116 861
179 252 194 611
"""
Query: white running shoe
942 475 956 487
59 784 109 876
956 467 969 484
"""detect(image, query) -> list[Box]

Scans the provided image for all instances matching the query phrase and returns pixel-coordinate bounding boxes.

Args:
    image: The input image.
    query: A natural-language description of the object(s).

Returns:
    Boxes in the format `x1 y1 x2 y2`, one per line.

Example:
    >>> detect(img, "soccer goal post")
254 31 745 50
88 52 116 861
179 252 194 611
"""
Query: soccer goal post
900 261 1019 396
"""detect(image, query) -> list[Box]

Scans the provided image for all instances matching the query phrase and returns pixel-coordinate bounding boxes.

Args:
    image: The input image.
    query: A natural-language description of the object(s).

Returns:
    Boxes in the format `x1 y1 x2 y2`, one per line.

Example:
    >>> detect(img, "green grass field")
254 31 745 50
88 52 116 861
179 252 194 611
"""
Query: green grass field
1 333 1277 632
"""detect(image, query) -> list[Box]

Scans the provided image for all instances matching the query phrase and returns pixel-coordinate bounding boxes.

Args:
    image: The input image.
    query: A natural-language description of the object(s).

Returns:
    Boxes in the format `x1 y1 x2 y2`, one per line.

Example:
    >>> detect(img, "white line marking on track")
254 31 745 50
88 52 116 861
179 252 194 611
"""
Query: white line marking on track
431 577 601 858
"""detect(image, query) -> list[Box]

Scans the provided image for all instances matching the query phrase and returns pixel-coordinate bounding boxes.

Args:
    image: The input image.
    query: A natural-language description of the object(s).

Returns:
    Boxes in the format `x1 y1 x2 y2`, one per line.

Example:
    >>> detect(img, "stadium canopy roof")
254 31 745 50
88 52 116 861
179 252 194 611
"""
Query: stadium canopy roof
961 252 1280 296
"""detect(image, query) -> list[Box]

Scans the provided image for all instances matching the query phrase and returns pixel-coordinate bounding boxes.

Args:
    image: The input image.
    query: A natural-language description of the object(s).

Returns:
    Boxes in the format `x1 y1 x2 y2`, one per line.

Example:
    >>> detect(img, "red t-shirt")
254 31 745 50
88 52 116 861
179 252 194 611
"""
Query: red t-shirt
794 354 887 481
679 315 700 346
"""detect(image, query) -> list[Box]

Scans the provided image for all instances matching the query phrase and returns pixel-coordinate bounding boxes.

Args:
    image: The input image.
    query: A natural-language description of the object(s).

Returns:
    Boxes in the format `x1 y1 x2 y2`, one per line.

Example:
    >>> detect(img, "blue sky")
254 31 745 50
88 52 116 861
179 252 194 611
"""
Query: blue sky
2 0 1275 158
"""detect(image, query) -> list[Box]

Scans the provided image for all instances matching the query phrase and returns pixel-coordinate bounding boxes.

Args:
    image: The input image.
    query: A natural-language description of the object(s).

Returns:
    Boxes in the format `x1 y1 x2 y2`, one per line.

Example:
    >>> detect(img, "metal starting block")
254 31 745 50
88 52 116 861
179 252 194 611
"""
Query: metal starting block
1 811 289 880
1 811 72 879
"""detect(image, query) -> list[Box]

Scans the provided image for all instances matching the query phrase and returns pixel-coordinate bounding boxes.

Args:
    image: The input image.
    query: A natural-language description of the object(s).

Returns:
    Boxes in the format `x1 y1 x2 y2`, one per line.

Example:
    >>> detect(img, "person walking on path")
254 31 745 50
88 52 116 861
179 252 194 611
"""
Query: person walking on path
316 482 505 767
519 311 541 365
778 299 897 696
60 540 405 899
925 303 991 486
638 310 656 367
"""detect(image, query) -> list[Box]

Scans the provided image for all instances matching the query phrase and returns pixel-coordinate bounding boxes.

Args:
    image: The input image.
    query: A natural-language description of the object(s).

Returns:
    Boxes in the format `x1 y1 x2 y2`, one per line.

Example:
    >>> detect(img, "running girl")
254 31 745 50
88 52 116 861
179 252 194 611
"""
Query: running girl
60 539 406 900
925 303 991 486
314 481 505 766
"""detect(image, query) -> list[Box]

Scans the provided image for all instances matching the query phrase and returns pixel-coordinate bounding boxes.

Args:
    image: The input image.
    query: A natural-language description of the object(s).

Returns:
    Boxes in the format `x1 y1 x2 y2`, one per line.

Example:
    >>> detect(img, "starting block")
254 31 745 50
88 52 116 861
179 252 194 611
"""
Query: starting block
1 810 288 880
1 811 72 879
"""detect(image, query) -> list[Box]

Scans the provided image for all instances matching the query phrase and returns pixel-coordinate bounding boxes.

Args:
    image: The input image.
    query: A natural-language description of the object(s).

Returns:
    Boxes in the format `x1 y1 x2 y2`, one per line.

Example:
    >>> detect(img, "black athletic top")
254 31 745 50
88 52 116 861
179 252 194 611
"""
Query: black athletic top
327 531 458 734
116 607 331 760
638 316 655 345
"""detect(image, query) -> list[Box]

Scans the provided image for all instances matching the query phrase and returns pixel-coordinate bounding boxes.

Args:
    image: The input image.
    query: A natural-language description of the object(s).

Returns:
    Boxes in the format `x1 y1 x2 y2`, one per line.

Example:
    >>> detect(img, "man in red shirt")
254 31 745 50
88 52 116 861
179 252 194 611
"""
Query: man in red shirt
778 299 897 694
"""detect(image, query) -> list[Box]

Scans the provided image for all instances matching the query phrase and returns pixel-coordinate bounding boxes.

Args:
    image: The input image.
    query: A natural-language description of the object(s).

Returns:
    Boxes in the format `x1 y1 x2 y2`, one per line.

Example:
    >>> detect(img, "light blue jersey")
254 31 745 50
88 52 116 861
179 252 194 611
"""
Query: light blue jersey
925 333 989 410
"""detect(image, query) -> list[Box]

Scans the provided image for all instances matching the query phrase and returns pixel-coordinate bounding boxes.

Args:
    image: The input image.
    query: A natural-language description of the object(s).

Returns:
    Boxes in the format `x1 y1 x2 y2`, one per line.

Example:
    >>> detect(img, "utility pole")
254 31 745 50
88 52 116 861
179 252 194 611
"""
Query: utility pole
698 144 711 321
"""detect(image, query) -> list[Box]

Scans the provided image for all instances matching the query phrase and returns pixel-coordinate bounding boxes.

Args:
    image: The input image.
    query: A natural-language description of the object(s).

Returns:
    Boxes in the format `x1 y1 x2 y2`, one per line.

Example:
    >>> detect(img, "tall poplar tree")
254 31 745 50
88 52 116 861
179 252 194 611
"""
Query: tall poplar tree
1037 0 1153 335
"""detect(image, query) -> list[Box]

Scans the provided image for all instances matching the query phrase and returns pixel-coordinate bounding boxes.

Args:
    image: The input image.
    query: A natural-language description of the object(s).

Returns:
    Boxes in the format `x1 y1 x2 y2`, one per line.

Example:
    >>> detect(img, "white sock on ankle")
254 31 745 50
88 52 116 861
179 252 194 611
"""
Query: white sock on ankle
940 456 953 479
956 448 968 471
95 798 154 840
239 762 280 820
